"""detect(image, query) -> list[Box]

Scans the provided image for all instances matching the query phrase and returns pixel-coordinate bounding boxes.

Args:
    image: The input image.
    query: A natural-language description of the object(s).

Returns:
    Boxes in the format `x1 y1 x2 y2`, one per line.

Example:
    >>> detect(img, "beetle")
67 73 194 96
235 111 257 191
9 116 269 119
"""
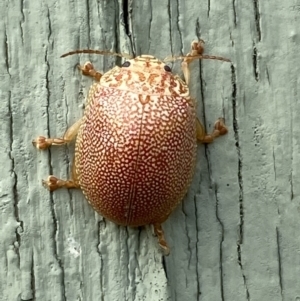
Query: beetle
33 40 230 255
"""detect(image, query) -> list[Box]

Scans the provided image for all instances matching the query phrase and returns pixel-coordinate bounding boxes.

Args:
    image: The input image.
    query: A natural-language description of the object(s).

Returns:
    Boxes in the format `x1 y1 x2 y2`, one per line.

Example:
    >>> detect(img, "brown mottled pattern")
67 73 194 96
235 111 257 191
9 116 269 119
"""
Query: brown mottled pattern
75 56 197 226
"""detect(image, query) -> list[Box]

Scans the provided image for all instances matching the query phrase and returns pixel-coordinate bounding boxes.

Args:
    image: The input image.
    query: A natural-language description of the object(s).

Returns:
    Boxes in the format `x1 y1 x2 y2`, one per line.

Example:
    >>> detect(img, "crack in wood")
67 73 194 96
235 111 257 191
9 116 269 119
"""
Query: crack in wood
232 0 237 26
8 90 22 266
252 44 259 81
231 65 250 300
253 0 262 41
97 221 105 300
193 195 201 299
276 227 284 299
4 28 10 75
122 0 130 36
44 48 67 301
214 185 225 301
85 0 91 48
30 251 36 300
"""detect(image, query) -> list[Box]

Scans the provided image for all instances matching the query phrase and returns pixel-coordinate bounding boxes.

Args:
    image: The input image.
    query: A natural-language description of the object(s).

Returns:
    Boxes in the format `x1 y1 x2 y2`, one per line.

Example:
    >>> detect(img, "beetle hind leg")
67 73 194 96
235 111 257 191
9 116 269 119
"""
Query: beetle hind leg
153 223 170 256
42 157 80 191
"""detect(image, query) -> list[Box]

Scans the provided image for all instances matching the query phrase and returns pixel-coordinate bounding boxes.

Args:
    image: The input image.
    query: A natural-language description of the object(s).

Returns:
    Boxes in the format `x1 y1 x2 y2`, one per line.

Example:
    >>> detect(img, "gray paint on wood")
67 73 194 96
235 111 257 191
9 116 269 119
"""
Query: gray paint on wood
1 0 300 300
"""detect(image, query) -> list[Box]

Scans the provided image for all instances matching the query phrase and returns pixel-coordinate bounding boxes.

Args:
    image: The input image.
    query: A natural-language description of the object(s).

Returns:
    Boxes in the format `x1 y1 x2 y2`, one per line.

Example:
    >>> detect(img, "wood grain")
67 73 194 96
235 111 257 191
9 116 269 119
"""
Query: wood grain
1 0 299 300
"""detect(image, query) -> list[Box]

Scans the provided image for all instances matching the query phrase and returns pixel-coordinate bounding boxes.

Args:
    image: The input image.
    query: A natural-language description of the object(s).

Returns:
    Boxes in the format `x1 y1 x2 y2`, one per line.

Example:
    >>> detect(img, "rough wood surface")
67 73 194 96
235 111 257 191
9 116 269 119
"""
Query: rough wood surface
1 0 299 300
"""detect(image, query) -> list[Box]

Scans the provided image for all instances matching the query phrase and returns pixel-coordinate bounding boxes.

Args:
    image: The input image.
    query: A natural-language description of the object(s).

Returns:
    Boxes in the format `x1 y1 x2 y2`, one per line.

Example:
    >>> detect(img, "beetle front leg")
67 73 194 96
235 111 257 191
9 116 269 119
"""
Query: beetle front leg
182 40 205 85
182 40 230 85
32 118 82 150
197 117 228 143
78 61 102 81
153 223 170 256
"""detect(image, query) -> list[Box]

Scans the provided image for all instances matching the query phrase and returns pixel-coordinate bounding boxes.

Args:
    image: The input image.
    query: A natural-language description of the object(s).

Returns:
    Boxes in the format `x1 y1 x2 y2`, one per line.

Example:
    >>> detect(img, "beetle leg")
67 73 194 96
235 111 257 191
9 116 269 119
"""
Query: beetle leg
32 118 82 150
42 175 79 191
78 61 102 81
197 117 228 143
153 223 170 256
182 40 205 85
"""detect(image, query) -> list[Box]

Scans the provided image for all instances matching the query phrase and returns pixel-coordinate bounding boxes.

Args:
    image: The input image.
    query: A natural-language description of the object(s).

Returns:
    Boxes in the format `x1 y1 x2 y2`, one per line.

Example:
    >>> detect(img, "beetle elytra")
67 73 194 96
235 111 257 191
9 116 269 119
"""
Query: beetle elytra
33 40 230 255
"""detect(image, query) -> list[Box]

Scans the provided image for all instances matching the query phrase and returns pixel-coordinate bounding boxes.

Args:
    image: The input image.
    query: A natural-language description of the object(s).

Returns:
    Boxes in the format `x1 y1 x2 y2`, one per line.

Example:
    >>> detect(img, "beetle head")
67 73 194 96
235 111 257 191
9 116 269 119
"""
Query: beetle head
60 48 230 97
100 54 189 97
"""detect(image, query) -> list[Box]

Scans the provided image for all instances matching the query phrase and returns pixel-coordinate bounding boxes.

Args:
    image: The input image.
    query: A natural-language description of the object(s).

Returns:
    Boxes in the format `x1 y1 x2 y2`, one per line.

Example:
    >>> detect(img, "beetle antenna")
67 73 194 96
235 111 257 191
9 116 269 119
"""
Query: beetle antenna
61 49 133 59
164 54 231 63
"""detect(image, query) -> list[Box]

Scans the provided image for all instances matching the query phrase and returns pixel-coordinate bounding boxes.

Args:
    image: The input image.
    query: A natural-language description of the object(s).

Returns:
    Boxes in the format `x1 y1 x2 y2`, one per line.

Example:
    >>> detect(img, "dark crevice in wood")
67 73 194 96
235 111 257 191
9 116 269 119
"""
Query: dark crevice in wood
266 66 270 85
253 0 262 41
124 227 131 293
180 201 193 268
161 252 168 279
97 220 105 300
46 8 52 43
193 195 201 299
4 28 10 75
20 0 24 44
276 227 284 300
195 19 207 129
167 0 174 58
272 147 277 181
231 65 250 300
122 0 130 36
114 0 121 62
232 0 237 27
207 0 211 17
30 251 36 300
8 90 22 266
137 227 142 254
126 227 141 300
214 185 225 301
85 0 91 48
203 131 225 301
252 44 259 81
121 0 135 57
45 49 67 301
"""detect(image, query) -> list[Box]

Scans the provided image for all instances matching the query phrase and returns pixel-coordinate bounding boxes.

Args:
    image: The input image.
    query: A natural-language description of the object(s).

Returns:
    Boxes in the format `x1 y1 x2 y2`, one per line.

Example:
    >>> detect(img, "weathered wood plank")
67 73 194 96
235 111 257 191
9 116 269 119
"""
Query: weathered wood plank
1 0 300 300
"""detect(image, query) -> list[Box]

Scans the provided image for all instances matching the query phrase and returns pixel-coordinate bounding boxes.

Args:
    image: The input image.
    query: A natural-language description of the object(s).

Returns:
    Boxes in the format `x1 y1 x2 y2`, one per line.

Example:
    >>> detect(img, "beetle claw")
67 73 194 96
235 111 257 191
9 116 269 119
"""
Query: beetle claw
214 118 228 136
32 136 50 150
42 176 79 191
78 61 102 81
42 176 60 191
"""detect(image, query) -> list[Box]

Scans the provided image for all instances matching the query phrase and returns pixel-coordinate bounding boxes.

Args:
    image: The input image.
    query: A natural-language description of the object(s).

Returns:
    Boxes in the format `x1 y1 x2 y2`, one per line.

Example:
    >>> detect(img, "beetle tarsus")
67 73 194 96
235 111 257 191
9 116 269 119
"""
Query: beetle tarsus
43 176 79 191
197 117 228 143
214 118 228 136
33 136 69 149
78 61 102 81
